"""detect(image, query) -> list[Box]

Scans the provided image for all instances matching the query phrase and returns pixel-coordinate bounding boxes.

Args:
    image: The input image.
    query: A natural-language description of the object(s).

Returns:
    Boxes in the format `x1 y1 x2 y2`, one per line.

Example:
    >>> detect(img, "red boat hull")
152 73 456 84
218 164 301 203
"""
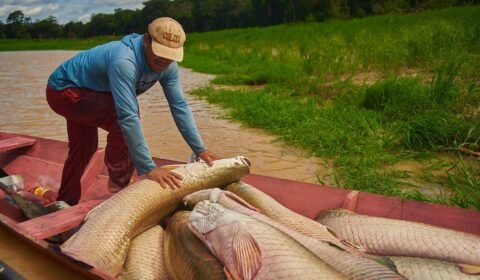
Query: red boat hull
1 132 479 279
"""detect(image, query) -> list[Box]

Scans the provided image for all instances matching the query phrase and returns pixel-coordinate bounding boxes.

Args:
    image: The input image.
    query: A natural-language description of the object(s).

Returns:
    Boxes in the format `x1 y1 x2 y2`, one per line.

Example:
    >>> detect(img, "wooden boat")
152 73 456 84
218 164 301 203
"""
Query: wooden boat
1 131 479 279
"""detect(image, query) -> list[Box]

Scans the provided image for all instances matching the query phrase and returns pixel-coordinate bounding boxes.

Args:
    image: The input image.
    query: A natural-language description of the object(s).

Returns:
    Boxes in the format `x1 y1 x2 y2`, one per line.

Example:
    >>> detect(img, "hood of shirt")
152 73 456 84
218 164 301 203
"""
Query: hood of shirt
121 33 152 73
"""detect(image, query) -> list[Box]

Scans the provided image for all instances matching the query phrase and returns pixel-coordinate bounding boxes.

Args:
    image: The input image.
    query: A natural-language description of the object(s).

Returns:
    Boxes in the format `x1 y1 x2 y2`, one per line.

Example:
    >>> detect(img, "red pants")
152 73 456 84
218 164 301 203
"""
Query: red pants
46 86 134 205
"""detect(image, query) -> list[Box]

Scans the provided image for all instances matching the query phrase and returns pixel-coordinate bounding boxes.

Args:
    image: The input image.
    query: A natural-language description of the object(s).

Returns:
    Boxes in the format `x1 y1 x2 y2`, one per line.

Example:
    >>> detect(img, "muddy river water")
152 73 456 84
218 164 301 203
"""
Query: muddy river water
0 51 329 278
0 51 329 183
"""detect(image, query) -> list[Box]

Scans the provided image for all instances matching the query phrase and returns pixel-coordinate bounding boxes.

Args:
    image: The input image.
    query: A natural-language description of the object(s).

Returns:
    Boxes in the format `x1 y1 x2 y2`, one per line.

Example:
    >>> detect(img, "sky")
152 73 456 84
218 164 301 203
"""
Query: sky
0 0 145 24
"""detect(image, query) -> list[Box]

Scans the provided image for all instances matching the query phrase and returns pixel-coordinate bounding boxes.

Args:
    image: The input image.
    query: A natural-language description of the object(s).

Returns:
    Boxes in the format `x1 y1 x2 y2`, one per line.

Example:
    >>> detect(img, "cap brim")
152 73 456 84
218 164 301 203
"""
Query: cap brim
151 41 183 62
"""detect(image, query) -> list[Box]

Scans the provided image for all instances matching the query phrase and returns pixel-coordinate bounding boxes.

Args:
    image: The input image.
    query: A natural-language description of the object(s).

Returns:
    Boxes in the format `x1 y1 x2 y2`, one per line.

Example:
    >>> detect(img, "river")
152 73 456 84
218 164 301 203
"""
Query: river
0 50 329 279
0 51 330 183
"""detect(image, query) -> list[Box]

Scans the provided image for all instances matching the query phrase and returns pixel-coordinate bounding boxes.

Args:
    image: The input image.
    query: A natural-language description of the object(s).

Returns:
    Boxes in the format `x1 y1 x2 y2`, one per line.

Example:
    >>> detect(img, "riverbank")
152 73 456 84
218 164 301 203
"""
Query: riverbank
0 51 327 184
181 6 480 209
1 6 479 209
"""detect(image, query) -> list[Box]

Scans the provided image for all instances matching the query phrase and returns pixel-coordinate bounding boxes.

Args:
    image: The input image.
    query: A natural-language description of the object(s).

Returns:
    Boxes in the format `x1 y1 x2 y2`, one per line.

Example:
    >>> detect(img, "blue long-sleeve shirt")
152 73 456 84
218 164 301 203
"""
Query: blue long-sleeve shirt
48 33 206 175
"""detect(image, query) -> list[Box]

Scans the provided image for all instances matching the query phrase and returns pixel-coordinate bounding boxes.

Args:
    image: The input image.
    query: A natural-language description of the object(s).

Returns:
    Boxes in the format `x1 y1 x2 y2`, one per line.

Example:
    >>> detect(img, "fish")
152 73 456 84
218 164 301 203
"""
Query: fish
60 156 251 277
0 176 70 220
0 260 26 280
389 256 480 280
164 211 226 280
0 175 48 219
188 200 347 280
120 225 169 280
184 188 405 280
224 181 361 254
316 209 480 266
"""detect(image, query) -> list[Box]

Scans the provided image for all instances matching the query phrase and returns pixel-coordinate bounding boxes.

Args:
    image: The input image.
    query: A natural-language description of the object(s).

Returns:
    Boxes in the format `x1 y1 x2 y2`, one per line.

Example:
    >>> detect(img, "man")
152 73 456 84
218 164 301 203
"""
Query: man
46 17 218 206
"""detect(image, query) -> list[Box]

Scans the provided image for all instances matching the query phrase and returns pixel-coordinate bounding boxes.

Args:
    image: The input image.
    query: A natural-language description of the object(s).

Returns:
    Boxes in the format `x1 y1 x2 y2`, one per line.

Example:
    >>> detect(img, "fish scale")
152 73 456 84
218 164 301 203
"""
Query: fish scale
60 157 250 277
189 201 347 280
120 225 168 280
184 188 406 279
224 181 362 255
390 257 480 280
164 211 226 280
317 209 480 266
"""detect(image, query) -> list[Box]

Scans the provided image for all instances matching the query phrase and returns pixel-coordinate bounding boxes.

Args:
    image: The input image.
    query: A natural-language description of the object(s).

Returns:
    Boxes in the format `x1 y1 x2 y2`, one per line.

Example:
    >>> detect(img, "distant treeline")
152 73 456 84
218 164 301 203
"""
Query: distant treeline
1 0 479 39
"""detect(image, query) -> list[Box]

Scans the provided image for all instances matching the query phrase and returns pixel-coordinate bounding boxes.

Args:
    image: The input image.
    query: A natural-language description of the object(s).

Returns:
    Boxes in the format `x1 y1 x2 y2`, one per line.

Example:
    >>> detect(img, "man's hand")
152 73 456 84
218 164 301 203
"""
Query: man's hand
198 150 220 166
146 167 183 190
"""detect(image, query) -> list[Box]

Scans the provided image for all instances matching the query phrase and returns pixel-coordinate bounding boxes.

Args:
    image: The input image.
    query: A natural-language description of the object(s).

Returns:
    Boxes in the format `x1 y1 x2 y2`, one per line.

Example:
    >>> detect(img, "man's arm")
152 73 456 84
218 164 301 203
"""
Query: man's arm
108 59 186 190
107 59 156 175
159 63 207 154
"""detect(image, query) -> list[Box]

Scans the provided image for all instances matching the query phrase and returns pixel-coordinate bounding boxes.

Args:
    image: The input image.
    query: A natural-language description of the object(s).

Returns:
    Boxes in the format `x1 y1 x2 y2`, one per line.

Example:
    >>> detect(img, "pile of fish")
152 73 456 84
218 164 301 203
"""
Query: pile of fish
56 156 480 280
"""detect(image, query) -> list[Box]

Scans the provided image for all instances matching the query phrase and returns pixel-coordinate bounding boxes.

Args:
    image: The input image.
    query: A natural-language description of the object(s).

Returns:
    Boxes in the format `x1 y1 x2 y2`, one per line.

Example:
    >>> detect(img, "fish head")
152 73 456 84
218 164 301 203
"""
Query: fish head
184 188 259 213
188 201 227 255
189 201 263 280
174 156 251 183
189 200 226 234
183 188 225 209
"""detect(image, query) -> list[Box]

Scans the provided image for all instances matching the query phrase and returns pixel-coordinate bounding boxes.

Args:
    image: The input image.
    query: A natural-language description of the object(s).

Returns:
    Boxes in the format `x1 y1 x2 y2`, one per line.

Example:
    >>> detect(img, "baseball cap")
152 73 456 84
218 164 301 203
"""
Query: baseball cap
148 17 186 62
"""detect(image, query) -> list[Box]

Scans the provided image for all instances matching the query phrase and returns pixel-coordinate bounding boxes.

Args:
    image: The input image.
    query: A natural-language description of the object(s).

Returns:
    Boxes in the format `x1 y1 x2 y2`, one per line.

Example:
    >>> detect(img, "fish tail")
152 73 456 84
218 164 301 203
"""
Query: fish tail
458 263 480 275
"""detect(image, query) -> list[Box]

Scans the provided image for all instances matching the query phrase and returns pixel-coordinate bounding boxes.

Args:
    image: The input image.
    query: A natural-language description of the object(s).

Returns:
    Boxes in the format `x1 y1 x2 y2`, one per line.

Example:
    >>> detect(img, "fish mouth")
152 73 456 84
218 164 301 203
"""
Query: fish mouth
240 157 251 167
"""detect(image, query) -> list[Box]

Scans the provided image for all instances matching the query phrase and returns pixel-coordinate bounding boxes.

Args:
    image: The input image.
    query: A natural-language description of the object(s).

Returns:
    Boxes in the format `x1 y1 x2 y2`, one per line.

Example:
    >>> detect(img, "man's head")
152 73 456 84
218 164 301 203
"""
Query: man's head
148 17 186 62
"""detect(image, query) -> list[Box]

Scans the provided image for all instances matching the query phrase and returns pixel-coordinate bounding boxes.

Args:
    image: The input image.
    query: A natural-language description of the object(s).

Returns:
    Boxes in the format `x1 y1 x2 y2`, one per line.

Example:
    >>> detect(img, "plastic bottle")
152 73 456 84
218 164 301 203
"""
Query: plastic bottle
31 185 57 204
30 175 58 204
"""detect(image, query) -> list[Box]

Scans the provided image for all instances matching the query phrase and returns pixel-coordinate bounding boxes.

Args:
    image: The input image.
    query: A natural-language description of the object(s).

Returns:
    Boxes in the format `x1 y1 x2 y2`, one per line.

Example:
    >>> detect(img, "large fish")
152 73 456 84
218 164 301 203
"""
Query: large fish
120 225 169 280
60 156 250 277
189 200 347 280
164 211 226 280
184 188 405 280
317 209 480 266
0 176 70 220
389 256 480 280
224 181 361 254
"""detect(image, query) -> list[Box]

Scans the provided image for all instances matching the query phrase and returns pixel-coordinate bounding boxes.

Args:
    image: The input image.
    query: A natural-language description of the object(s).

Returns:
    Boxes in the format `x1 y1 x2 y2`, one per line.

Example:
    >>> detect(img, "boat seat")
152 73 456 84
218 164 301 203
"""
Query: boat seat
0 137 36 153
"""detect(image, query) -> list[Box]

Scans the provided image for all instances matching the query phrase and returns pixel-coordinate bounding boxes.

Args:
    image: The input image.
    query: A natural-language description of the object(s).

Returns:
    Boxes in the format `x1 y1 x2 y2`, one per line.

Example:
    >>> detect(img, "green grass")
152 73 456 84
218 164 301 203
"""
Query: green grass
184 6 480 210
0 36 119 51
2 6 479 209
183 7 480 87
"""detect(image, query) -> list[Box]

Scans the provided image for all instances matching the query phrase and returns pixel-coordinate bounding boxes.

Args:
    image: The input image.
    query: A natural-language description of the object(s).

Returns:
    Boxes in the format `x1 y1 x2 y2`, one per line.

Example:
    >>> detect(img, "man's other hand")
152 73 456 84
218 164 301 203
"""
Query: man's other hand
198 150 220 166
146 167 183 190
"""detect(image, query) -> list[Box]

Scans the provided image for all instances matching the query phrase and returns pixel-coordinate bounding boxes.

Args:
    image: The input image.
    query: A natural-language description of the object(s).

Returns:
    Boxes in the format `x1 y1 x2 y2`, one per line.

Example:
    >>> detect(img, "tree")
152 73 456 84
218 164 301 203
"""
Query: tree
140 0 173 30
6 10 30 38
63 21 85 38
193 0 223 31
114 8 142 35
166 0 195 32
224 0 254 28
0 20 5 39
327 0 350 18
29 16 62 38
84 13 117 37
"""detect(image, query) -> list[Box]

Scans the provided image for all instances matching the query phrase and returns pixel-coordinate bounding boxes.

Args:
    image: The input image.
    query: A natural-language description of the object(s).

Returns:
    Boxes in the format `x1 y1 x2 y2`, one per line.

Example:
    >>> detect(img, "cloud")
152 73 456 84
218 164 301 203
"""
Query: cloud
1 0 41 4
24 3 60 17
0 0 145 23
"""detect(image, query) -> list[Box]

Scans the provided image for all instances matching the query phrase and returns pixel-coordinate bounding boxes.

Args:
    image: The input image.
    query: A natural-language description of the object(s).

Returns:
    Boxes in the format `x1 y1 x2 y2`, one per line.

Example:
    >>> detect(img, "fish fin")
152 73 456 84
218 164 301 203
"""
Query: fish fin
340 238 367 253
323 237 367 256
315 208 354 221
46 200 71 212
232 224 262 280
161 164 185 171
8 191 49 219
224 267 239 280
223 191 260 212
84 203 103 221
370 256 400 273
326 225 340 238
183 189 214 209
458 264 480 275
